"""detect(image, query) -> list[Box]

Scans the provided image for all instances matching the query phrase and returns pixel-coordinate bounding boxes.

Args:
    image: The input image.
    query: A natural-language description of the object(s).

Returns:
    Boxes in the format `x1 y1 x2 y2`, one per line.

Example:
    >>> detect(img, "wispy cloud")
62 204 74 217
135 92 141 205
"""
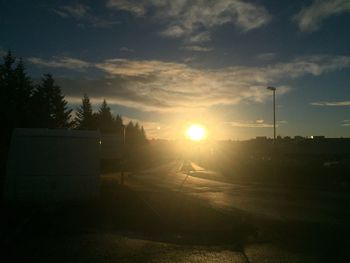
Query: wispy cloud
107 0 147 16
54 3 120 28
294 0 350 32
187 32 212 44
224 120 286 128
311 101 350 106
120 47 135 53
342 120 350 127
28 56 91 71
107 0 271 44
182 45 213 52
30 55 350 112
256 52 276 61
54 3 89 19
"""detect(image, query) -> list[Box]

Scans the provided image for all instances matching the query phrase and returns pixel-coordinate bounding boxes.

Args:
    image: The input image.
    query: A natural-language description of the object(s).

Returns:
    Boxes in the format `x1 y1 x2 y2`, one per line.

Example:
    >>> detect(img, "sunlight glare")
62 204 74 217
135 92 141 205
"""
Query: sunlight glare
186 124 206 141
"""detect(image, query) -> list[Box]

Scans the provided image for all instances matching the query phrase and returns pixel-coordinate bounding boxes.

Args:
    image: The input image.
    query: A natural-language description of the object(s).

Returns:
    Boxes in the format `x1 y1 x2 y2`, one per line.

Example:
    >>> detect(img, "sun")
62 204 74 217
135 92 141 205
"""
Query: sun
186 124 206 141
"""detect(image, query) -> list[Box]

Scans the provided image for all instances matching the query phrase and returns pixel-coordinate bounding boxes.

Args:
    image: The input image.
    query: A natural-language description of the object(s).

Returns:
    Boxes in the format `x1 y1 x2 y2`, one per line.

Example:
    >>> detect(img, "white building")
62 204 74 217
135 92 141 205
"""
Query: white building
4 129 100 202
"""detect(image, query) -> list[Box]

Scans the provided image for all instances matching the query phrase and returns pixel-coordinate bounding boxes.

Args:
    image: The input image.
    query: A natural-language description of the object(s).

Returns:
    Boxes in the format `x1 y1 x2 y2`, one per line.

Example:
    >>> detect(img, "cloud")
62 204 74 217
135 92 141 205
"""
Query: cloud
182 45 213 52
30 55 350 112
120 47 135 52
256 52 276 61
54 3 120 28
107 0 271 42
28 57 91 71
342 120 350 127
224 120 286 128
294 0 350 32
187 32 212 44
55 3 89 19
160 25 187 38
266 55 350 78
311 101 350 106
106 0 147 16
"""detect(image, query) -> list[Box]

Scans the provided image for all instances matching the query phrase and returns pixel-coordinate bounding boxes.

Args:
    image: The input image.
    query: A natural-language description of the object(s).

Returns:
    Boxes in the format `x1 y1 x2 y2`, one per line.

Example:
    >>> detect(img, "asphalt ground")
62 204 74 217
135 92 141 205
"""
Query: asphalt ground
1 173 349 262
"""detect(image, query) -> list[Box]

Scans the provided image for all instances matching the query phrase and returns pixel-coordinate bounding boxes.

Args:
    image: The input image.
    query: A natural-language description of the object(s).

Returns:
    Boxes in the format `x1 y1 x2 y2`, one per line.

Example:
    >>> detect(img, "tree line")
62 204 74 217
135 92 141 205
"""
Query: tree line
75 95 147 147
0 50 147 155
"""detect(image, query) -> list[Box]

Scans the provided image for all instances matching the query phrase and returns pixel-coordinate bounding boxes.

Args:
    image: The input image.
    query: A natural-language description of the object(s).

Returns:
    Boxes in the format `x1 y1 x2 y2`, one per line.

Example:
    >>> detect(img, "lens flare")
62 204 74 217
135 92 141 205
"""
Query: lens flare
186 124 206 141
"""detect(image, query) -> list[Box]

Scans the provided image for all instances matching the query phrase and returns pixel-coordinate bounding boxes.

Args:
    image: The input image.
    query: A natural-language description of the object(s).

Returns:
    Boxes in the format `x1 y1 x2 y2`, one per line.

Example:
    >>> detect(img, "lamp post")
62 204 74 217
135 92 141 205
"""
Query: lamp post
267 86 276 141
120 124 126 185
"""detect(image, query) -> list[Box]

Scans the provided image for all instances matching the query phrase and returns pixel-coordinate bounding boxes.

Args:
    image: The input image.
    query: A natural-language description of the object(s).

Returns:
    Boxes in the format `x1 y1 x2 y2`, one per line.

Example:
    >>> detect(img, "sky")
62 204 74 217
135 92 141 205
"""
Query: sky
1 0 350 140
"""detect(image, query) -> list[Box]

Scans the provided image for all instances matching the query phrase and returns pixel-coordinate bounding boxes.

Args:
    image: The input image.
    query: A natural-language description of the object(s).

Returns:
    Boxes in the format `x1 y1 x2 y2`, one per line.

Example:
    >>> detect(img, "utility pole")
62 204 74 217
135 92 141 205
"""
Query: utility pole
267 86 276 141
120 125 126 185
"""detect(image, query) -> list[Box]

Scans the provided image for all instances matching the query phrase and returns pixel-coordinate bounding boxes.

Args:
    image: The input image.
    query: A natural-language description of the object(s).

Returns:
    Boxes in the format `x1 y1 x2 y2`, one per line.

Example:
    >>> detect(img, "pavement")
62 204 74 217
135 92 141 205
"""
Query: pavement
125 160 350 262
128 160 350 224
1 161 350 262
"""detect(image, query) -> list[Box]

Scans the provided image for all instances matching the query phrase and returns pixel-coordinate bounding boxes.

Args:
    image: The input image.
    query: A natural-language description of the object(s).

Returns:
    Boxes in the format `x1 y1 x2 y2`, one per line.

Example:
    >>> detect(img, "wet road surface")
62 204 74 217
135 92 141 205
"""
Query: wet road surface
129 160 350 224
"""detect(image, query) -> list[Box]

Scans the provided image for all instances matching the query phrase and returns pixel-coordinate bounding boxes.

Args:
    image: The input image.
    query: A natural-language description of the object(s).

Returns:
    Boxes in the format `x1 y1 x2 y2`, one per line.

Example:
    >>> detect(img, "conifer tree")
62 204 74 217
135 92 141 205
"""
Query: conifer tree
140 126 147 143
0 51 16 129
13 58 34 126
125 121 136 146
0 51 34 134
96 99 114 133
33 74 72 128
75 94 95 130
114 114 123 131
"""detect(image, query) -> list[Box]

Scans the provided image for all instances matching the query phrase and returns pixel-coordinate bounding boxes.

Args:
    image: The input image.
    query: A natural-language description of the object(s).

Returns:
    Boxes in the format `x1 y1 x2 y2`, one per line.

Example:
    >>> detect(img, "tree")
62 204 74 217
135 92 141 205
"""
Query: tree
0 51 35 193
75 94 95 130
140 126 147 143
96 99 114 133
0 51 34 140
33 74 72 128
0 50 16 130
13 58 34 126
125 121 136 147
124 121 148 147
114 114 123 130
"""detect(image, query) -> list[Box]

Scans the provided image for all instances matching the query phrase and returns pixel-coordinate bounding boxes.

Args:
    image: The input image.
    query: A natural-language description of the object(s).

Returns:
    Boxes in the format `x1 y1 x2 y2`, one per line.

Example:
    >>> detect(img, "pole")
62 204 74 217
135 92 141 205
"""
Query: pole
273 89 276 141
121 125 125 185
267 86 276 141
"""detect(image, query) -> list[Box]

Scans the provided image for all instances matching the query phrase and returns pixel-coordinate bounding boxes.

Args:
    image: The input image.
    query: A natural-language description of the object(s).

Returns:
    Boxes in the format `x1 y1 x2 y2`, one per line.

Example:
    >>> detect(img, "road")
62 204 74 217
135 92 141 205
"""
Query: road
128 160 350 224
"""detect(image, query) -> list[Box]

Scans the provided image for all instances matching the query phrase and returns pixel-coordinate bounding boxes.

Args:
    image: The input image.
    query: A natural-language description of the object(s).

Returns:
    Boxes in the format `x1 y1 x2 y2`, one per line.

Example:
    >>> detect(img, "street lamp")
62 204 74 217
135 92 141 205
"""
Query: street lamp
121 124 126 184
267 86 276 141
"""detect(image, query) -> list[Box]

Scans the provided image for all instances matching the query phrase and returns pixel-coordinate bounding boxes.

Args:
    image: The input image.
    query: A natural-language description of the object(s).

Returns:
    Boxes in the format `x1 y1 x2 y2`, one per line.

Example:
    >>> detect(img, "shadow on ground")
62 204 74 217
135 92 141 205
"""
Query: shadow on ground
1 175 350 262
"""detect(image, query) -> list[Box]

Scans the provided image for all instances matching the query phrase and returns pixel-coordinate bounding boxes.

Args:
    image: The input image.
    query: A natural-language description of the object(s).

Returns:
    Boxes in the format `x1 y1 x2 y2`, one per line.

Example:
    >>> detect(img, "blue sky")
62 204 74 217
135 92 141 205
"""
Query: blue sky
1 0 350 139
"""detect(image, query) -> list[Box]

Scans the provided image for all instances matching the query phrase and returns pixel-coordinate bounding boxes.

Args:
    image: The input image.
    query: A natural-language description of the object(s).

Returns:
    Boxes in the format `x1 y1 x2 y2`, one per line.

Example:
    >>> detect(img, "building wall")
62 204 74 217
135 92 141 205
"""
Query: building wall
4 129 100 202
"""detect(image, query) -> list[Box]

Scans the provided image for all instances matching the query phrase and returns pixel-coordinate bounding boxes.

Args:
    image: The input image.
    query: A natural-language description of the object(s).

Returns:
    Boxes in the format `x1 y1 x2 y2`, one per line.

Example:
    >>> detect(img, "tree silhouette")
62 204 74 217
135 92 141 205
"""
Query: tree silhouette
140 126 147 143
0 51 16 132
1 51 34 141
96 99 115 133
1 50 149 185
114 114 123 131
32 74 72 128
75 94 96 130
125 121 148 147
1 51 36 192
125 121 136 147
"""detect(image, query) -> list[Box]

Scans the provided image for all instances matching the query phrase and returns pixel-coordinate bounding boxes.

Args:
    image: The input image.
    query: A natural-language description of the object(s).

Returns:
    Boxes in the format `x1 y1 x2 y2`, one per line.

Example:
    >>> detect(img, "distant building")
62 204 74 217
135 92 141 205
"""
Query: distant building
310 135 325 140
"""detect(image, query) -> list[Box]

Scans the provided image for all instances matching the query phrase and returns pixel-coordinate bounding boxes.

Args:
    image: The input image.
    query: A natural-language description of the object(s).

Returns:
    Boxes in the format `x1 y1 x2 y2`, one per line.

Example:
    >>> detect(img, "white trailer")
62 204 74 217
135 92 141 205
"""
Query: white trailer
4 129 100 202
